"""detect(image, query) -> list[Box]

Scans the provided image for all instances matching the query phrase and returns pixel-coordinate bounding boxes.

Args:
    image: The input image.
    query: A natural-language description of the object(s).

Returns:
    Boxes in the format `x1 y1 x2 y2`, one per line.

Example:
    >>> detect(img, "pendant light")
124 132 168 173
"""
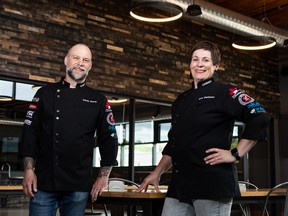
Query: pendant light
232 36 276 51
0 96 13 101
130 1 183 23
232 5 277 51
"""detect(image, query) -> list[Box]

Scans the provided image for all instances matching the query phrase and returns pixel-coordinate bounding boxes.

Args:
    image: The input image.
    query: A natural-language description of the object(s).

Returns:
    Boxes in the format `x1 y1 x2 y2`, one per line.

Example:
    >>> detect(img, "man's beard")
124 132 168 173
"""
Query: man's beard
66 66 88 82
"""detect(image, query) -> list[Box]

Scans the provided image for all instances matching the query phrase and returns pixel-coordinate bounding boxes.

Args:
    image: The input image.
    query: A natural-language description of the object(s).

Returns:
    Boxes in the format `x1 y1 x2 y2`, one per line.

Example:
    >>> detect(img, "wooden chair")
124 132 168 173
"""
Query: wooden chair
261 181 288 216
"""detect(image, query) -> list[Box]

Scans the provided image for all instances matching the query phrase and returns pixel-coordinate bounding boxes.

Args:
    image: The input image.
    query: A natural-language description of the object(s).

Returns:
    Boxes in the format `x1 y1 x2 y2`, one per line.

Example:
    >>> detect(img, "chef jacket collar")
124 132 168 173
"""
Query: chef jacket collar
192 78 214 89
61 77 86 88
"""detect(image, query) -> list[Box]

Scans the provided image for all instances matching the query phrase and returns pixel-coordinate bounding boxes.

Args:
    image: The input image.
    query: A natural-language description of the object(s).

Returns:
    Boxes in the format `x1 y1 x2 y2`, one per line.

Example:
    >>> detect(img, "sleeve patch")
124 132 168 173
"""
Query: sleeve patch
106 112 115 125
24 119 32 125
26 111 34 118
105 101 112 112
228 88 254 106
238 93 254 106
29 104 38 110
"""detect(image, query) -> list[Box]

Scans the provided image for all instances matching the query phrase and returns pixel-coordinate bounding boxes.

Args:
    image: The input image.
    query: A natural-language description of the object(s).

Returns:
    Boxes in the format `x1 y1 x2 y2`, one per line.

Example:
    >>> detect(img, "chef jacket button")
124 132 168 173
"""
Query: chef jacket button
55 140 59 143
56 109 60 113
175 170 179 173
57 95 60 98
56 116 59 120
55 133 59 136
57 89 60 92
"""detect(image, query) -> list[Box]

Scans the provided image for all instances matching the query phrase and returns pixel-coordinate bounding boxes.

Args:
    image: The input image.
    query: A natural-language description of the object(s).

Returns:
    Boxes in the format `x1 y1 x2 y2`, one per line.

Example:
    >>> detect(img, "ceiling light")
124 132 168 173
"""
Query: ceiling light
130 1 183 23
108 98 128 104
31 85 42 90
232 36 276 50
186 4 202 16
0 96 13 101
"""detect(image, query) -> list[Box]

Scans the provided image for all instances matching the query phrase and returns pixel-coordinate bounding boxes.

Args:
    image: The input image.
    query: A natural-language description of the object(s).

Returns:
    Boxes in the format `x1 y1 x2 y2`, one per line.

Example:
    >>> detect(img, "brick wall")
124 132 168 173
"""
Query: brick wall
0 0 280 117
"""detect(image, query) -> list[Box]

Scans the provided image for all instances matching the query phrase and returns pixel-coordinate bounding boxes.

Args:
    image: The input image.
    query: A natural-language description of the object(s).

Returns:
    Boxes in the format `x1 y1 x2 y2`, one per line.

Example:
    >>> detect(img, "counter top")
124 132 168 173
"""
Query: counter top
0 185 286 198
0 185 23 190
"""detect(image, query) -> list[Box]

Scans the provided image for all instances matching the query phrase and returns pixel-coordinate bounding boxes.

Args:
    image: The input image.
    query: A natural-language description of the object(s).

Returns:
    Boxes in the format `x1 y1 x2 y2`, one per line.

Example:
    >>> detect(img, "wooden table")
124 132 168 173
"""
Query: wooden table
0 185 23 195
95 187 287 216
96 189 166 216
0 185 24 208
241 188 286 197
0 186 286 215
235 188 287 204
235 188 288 216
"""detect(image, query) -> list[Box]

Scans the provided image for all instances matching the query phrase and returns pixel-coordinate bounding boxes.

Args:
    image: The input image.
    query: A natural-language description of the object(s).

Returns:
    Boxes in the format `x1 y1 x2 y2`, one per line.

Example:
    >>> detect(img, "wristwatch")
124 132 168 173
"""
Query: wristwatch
231 148 241 161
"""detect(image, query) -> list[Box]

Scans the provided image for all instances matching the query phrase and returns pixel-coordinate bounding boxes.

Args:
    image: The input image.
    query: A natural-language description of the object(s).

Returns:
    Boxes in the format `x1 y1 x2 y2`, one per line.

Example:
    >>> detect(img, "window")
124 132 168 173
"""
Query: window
134 144 153 166
135 121 153 143
159 122 170 142
230 122 246 180
0 79 43 102
93 99 172 167
231 123 243 149
0 80 13 98
93 119 171 167
154 142 166 165
15 83 37 101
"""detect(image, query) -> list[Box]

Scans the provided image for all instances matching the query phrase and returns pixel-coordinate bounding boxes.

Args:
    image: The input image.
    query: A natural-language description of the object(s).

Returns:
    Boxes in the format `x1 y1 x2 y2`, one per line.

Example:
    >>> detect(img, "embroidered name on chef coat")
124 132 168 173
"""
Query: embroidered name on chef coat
198 96 216 100
82 99 97 103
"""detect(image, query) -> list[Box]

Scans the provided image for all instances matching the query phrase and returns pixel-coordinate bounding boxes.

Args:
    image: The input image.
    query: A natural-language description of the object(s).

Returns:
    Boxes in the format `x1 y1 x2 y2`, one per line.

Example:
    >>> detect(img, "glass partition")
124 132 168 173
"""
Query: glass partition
15 83 39 101
93 99 172 167
0 80 13 100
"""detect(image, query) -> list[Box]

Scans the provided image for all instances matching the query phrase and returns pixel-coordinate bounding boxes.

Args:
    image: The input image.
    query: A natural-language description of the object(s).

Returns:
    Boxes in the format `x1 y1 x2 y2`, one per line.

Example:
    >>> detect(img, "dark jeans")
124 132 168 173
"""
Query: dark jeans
29 190 89 216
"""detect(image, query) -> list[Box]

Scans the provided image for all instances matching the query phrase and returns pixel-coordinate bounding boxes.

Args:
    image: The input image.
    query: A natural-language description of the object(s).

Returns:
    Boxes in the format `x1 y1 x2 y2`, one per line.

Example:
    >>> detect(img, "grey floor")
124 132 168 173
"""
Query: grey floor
0 208 30 216
0 207 110 216
0 195 109 216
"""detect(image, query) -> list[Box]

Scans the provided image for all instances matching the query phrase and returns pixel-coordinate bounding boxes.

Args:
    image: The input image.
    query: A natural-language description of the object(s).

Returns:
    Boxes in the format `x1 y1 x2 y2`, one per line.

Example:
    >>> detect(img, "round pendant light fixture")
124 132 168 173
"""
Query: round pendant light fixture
232 36 276 50
130 1 184 23
31 85 42 91
0 95 13 101
108 98 128 104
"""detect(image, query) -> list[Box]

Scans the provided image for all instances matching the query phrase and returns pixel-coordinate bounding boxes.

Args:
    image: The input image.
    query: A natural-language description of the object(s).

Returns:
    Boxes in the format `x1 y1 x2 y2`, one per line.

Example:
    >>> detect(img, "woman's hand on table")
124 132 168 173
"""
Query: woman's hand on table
136 172 161 193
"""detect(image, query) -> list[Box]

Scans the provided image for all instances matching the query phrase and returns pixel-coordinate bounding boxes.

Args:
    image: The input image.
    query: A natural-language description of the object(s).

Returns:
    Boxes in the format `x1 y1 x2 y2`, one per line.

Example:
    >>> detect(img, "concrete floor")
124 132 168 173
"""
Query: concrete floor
0 207 110 216
0 195 108 216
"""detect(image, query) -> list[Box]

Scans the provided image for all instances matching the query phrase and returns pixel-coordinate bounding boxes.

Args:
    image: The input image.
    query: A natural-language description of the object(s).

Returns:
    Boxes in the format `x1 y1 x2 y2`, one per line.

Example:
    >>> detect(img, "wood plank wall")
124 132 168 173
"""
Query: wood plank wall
0 0 280 117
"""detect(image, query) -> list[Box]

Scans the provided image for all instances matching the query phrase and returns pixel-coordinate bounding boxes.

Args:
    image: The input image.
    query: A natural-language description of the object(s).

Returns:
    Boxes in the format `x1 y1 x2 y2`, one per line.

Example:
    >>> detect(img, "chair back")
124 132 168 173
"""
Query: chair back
109 178 140 188
86 178 139 216
261 181 288 216
239 180 258 190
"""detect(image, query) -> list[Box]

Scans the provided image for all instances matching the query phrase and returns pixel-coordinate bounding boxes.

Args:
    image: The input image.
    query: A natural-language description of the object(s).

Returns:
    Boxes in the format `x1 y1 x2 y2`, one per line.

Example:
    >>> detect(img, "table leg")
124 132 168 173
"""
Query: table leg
284 190 288 216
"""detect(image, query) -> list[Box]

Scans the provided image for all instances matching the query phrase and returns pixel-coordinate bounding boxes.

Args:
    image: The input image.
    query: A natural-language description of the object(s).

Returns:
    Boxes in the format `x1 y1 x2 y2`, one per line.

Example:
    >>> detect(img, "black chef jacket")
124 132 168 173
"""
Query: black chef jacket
20 78 118 192
163 78 270 202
